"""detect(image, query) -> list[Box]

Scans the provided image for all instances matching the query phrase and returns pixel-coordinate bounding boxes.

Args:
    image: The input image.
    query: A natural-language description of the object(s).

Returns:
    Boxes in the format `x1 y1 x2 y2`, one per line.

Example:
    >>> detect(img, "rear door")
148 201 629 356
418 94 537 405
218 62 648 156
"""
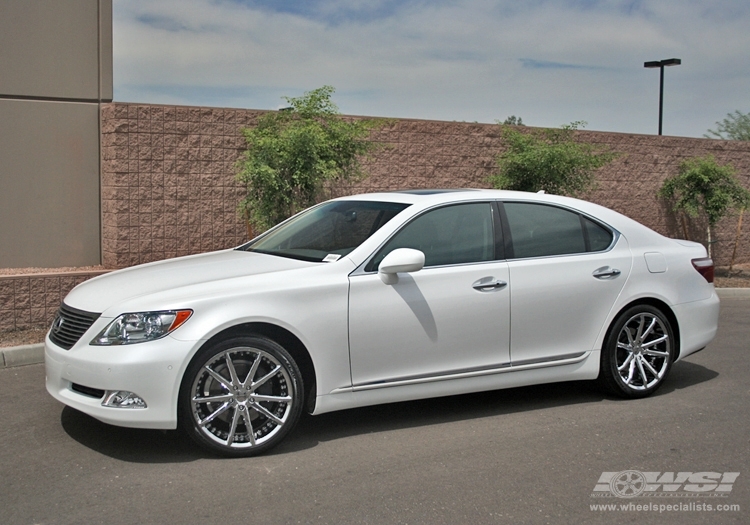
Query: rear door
500 201 632 364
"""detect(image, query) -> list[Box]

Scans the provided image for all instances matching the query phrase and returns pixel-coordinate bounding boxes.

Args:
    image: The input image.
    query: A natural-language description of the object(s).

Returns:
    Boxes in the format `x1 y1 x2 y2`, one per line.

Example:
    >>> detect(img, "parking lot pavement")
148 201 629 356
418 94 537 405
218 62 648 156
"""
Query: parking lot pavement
1 297 747 525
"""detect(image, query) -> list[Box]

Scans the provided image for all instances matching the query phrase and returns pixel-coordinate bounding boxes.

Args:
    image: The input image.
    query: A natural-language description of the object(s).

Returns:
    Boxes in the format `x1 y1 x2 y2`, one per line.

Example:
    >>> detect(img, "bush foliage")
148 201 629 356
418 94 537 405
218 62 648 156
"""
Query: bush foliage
489 122 616 197
236 86 383 234
704 110 750 141
659 155 750 228
659 155 750 256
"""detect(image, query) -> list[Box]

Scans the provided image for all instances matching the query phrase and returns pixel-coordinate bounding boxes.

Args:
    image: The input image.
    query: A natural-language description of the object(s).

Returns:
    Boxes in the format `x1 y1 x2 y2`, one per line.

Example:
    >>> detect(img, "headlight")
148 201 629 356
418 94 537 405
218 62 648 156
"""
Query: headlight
91 310 192 345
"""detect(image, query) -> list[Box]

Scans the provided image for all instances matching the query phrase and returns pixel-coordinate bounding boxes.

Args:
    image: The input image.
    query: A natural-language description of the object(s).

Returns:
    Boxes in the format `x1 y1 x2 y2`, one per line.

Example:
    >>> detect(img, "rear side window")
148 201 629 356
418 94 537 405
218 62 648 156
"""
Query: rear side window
503 202 613 259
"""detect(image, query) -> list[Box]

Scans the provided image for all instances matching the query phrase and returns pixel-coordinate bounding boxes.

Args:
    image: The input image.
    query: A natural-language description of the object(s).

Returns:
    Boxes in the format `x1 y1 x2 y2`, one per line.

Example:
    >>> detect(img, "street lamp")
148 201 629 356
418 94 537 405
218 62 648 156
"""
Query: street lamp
644 58 681 135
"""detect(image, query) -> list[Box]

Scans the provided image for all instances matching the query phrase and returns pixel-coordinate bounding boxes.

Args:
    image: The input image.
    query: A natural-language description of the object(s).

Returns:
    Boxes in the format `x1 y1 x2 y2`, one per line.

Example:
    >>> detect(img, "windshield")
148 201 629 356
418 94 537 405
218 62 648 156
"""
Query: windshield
238 200 411 262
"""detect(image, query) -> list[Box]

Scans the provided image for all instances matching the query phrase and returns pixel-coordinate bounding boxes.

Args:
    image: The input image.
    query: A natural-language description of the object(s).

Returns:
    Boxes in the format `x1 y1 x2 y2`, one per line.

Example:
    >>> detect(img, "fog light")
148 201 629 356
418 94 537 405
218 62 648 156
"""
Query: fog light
102 390 147 409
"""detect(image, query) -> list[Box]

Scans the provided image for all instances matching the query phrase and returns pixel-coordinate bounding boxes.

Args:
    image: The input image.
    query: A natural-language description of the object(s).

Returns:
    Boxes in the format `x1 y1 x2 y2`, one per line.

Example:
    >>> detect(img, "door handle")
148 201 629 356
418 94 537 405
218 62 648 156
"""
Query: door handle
472 279 508 291
592 266 621 280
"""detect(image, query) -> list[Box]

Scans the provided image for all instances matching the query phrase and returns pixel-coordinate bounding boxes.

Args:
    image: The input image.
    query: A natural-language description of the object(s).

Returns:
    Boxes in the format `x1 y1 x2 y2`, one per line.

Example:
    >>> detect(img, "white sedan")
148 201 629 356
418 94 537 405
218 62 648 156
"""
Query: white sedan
45 189 719 456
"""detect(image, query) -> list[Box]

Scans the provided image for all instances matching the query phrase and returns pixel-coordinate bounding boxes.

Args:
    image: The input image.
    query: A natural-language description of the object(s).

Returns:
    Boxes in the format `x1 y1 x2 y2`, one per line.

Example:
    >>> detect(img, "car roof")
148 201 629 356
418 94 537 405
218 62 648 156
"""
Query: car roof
335 188 527 205
335 188 594 210
333 189 665 243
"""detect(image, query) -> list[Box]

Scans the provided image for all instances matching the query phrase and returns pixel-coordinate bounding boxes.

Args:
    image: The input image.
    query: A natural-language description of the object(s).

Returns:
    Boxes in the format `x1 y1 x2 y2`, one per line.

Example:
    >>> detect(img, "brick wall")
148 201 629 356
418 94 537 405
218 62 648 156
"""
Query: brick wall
6 104 747 332
581 132 750 266
100 104 258 268
101 102 750 268
0 271 109 331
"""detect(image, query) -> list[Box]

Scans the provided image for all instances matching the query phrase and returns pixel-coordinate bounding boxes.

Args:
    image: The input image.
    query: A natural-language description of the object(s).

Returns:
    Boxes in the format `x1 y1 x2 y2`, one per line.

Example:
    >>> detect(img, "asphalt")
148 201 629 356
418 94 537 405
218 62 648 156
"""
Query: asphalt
2 288 748 369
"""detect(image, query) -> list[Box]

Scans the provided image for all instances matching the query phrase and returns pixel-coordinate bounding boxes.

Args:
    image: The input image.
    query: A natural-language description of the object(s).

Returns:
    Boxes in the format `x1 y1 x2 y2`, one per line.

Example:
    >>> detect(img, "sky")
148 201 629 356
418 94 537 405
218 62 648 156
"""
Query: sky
113 0 750 138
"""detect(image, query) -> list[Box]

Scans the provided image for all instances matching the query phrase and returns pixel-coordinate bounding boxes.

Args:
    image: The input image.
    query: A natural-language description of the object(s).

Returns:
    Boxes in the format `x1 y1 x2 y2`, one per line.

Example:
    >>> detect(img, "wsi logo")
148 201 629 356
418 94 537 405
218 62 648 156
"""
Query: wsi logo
592 471 740 498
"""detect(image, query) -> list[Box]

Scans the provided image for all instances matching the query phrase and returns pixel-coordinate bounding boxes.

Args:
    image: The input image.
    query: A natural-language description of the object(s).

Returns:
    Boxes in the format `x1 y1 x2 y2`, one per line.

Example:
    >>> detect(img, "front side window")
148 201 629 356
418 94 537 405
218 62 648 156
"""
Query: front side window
503 202 613 259
240 201 410 262
366 202 495 271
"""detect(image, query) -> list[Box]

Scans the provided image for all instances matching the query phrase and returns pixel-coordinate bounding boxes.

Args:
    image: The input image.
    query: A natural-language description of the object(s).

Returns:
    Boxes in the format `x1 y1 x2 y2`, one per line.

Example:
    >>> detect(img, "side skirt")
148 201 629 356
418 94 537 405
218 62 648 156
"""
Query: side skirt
312 351 600 415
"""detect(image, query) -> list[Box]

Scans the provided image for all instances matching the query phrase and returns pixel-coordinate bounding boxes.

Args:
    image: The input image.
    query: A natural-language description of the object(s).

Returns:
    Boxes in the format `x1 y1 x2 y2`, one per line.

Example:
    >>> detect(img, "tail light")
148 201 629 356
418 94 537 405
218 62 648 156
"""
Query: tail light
692 258 714 283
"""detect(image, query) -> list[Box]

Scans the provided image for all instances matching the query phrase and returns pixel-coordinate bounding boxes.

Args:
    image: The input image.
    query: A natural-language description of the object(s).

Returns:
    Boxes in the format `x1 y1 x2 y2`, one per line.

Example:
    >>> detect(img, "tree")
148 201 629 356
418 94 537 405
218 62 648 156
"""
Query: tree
502 115 525 126
236 86 384 235
658 155 750 259
704 110 750 140
489 121 617 197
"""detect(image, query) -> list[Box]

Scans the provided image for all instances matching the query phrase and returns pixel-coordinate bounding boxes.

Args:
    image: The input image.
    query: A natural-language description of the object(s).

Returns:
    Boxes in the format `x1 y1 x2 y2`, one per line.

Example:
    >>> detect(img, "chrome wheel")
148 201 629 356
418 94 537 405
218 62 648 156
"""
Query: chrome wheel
181 336 303 456
600 305 674 398
615 312 671 391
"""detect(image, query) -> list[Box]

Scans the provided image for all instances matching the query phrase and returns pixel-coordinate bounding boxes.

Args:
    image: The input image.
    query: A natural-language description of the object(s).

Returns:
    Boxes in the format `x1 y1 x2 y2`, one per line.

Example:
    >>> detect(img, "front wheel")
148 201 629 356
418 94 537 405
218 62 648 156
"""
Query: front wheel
179 335 304 457
599 305 675 398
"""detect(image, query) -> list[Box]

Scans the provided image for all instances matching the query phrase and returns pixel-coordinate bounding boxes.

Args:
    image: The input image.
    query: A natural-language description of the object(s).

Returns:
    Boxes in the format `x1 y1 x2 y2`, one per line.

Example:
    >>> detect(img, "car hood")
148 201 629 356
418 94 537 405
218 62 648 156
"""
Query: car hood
65 249 315 314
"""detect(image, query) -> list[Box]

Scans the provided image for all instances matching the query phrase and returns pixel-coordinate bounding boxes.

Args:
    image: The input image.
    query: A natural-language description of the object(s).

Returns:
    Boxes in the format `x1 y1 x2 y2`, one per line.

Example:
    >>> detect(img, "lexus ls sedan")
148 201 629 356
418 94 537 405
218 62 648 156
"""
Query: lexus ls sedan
45 189 720 456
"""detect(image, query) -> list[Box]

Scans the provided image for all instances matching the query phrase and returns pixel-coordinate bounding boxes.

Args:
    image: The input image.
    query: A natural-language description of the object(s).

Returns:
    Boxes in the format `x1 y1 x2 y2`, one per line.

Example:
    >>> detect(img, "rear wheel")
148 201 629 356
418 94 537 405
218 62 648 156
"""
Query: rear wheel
179 335 304 457
599 305 674 398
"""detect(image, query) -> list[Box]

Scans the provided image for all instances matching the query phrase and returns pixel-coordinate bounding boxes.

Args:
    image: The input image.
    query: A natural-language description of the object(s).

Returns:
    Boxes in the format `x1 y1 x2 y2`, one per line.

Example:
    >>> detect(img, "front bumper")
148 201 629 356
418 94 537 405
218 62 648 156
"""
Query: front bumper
45 332 201 429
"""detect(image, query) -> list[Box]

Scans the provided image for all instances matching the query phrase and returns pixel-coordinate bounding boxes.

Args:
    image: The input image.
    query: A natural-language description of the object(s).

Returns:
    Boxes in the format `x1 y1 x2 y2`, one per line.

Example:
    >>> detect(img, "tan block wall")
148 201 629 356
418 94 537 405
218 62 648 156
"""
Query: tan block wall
0 272 109 331
101 104 257 268
101 102 750 269
582 132 750 266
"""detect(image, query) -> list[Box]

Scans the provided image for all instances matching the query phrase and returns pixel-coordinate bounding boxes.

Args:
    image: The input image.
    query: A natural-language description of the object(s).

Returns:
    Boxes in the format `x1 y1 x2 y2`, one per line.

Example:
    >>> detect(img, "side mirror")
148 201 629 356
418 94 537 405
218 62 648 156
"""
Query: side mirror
378 248 425 284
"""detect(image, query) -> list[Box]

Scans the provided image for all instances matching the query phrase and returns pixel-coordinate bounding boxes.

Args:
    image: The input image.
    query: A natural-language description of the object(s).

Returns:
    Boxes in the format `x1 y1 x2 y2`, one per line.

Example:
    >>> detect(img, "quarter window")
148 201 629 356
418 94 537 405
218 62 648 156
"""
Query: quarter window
584 216 614 252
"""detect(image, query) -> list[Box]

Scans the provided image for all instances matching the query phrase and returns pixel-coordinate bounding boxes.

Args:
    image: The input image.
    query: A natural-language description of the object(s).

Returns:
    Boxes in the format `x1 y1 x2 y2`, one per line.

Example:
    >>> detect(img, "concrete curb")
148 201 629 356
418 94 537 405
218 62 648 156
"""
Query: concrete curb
1 288 749 369
716 288 750 298
1 343 44 369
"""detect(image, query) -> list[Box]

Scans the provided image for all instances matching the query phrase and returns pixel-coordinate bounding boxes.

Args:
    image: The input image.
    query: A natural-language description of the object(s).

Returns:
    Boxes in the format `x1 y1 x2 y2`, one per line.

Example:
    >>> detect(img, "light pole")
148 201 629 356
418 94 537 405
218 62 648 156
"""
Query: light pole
644 58 681 135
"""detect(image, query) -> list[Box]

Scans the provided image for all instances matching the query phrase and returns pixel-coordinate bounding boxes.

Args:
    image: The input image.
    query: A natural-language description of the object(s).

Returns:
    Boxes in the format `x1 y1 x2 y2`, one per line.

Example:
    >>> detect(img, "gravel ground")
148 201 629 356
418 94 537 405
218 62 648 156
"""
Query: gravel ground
1 264 748 348
0 265 108 276
715 263 750 288
0 327 49 347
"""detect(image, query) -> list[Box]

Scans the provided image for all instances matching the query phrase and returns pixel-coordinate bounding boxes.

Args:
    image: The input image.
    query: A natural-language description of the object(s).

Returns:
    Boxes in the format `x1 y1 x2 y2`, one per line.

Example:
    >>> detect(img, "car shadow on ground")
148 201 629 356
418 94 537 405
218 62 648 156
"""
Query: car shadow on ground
282 358 718 454
60 359 717 462
60 407 200 463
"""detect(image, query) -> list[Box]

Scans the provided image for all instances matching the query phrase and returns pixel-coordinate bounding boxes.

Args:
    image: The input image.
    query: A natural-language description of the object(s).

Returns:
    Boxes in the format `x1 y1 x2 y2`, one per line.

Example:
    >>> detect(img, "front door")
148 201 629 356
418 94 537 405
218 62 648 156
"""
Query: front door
348 202 511 387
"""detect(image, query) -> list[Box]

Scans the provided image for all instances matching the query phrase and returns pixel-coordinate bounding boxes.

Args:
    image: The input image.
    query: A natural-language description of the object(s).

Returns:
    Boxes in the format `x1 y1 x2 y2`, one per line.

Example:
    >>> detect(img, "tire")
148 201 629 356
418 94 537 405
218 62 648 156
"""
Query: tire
599 305 675 399
179 335 304 457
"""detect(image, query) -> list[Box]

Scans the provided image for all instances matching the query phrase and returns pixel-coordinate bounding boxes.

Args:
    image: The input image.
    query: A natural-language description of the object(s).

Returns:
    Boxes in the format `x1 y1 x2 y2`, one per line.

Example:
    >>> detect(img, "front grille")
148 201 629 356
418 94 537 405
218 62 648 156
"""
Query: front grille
49 303 101 350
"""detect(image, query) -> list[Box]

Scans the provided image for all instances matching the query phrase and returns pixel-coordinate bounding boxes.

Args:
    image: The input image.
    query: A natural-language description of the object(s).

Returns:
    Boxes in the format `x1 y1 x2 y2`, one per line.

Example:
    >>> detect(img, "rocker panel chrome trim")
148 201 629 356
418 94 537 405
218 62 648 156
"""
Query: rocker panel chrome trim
341 352 589 393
